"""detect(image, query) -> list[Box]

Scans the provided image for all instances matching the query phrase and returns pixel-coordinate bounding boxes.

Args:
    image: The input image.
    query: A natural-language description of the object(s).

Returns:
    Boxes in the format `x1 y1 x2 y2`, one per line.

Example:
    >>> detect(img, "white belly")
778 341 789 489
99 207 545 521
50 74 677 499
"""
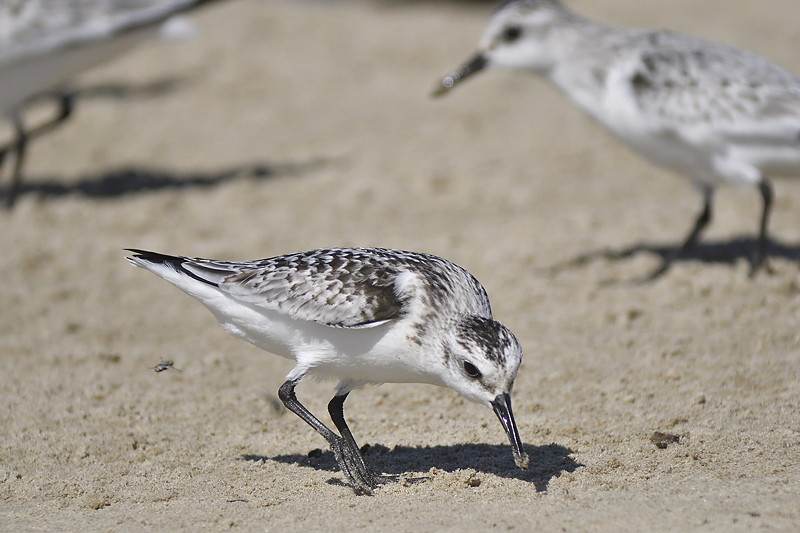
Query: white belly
0 25 156 114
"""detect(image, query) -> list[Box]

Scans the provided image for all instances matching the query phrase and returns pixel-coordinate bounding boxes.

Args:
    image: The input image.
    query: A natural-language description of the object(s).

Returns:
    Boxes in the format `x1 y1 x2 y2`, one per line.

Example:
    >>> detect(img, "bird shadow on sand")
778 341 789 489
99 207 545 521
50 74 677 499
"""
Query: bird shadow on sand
539 238 800 280
242 442 580 493
0 158 329 203
72 78 183 101
1 77 334 204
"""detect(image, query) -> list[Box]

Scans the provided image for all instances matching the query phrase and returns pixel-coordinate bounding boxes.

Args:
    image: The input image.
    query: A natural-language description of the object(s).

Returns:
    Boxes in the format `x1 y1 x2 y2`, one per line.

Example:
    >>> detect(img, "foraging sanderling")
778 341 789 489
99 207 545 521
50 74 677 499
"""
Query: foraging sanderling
0 0 226 207
434 0 800 278
126 247 529 494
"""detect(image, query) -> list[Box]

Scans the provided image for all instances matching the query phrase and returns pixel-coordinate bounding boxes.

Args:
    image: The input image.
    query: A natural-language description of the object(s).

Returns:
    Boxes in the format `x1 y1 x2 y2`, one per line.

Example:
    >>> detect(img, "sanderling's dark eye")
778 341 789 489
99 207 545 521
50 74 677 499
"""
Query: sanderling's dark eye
463 361 482 379
502 25 522 43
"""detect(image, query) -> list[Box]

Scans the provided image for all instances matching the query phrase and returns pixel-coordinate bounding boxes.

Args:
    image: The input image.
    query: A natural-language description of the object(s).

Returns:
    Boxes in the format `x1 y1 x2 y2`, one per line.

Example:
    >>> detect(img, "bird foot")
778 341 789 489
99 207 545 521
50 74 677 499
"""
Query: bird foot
330 437 381 495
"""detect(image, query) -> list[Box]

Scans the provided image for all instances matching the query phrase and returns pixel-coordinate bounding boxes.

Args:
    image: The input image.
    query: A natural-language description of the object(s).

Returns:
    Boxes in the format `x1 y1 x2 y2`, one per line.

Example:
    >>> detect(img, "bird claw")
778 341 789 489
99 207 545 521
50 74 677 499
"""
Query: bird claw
330 437 379 495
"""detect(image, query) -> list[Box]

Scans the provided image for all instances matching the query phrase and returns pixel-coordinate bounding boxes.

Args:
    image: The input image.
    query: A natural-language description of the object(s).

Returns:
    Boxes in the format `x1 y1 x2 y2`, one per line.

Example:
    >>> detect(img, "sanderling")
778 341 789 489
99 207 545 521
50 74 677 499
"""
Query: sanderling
126 247 530 494
434 0 800 278
0 0 226 208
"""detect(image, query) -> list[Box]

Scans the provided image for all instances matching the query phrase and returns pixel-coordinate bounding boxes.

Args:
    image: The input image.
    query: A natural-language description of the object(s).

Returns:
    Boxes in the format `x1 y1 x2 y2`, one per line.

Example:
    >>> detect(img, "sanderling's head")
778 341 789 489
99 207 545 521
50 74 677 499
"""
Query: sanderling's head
440 315 529 470
433 0 576 96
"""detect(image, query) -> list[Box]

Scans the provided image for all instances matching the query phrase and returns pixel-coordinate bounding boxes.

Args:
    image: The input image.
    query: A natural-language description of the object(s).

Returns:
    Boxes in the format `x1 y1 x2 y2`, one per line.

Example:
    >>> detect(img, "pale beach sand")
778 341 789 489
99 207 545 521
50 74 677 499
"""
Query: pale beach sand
1 1 799 531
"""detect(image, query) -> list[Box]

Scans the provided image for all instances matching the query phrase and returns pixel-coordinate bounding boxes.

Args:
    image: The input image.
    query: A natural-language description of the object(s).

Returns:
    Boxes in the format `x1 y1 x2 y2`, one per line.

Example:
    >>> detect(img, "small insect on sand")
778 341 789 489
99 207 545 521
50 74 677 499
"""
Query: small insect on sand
151 360 181 373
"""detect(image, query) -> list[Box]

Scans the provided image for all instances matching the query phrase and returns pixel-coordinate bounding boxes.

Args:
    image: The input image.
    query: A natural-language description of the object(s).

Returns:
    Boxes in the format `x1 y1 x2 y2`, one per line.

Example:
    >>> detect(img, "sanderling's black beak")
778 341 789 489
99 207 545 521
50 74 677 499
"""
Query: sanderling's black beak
491 392 530 469
432 53 488 97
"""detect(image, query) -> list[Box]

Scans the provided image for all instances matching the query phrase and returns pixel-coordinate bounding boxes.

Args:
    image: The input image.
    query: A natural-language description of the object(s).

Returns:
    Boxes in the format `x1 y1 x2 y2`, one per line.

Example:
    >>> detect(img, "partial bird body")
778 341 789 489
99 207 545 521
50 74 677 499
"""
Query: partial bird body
0 0 225 207
436 0 800 277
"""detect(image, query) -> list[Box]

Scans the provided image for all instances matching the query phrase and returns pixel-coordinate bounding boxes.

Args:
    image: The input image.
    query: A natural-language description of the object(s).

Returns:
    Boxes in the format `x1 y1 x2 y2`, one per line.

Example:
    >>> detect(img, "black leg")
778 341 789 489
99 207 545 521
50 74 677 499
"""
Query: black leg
27 91 74 138
3 91 74 209
645 187 713 280
750 179 773 277
328 393 379 488
4 117 28 209
277 380 374 494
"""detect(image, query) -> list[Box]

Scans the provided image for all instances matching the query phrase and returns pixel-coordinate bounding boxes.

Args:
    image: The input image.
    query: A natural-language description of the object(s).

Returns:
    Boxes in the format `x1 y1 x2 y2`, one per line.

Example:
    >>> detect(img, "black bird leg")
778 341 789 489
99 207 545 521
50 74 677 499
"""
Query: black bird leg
328 393 380 488
2 116 28 209
278 380 375 494
750 179 773 277
2 91 74 208
646 186 713 280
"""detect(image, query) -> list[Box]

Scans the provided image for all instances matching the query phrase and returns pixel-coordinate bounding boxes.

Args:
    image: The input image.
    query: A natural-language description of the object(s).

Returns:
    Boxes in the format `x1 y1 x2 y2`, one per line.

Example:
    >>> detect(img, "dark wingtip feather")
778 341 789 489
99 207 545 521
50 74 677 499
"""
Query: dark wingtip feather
125 248 185 267
125 249 217 286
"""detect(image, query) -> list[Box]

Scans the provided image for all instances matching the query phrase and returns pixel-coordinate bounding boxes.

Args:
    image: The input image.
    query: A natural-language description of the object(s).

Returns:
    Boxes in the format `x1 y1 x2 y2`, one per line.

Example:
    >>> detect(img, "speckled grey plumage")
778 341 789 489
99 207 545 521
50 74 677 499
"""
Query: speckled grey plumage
435 0 800 277
132 247 492 330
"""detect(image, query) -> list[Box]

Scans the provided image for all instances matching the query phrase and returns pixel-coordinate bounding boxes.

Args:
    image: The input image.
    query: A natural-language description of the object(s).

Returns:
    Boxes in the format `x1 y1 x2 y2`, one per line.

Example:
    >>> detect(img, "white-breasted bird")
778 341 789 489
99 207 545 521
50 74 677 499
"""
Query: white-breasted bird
126 247 530 494
434 0 800 278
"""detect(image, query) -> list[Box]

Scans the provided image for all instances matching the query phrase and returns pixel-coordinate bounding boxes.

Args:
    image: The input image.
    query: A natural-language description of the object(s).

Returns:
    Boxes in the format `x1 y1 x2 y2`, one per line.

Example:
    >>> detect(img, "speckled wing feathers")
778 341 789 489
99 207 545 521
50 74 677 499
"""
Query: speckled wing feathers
622 31 800 133
217 249 406 328
129 247 493 330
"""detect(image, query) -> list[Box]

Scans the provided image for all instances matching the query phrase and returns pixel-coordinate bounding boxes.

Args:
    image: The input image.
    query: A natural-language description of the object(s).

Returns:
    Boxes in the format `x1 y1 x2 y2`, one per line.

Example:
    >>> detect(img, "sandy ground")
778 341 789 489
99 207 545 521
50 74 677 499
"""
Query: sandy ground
2 0 800 531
